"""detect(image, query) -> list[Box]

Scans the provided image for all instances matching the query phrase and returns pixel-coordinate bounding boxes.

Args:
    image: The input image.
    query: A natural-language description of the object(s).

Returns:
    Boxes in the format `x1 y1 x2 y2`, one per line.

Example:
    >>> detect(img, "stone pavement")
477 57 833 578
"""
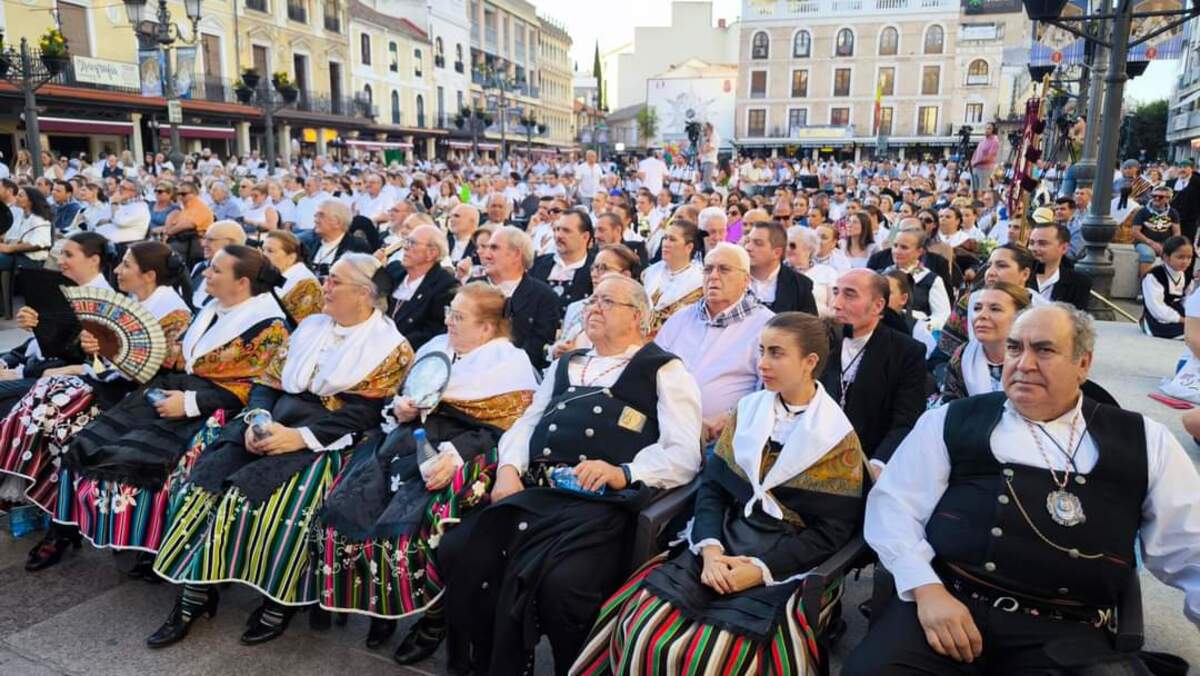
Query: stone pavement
0 320 1195 675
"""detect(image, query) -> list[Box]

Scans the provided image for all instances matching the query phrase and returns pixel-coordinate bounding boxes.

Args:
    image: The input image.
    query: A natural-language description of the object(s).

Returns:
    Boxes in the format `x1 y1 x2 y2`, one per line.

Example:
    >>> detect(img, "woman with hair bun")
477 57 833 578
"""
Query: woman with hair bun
148 253 413 648
262 229 322 323
1 241 196 571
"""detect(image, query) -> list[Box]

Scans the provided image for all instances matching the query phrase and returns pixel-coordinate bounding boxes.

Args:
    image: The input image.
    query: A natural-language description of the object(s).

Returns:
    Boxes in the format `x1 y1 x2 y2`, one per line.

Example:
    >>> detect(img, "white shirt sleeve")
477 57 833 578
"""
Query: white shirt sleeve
496 362 557 474
863 406 952 601
1138 419 1200 626
183 390 202 418
1143 274 1182 324
927 275 952 331
627 359 703 489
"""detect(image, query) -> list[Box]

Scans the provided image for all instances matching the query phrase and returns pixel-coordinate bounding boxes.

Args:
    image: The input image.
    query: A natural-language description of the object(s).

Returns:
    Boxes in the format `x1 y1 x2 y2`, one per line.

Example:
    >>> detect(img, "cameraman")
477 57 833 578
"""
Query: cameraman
699 122 719 190
969 122 999 194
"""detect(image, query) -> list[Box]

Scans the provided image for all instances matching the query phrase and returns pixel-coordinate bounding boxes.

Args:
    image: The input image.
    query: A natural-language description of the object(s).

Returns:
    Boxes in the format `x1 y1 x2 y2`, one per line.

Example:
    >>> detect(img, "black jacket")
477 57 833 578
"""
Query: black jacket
819 324 927 464
507 274 561 371
867 248 953 296
1030 265 1092 312
303 233 374 277
1172 176 1200 241
766 264 818 315
621 239 649 270
529 249 595 315
385 262 459 349
447 232 479 266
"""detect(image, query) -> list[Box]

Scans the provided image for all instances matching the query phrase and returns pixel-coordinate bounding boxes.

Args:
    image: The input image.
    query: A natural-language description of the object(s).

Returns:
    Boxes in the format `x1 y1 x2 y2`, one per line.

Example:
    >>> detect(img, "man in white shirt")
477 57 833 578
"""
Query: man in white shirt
353 173 395 225
575 150 604 202
699 122 720 189
656 243 774 443
637 148 668 195
293 176 331 246
482 192 512 230
847 304 1200 674
98 179 151 243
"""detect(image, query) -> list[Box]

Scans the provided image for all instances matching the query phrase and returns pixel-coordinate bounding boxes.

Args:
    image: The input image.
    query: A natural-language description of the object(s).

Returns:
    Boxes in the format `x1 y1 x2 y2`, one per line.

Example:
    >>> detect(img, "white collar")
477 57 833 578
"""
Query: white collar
181 293 284 372
279 309 404 396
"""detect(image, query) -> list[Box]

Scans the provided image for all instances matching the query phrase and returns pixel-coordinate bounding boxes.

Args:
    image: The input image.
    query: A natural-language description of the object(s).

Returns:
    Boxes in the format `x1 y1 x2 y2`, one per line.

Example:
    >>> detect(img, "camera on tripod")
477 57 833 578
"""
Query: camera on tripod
957 125 973 146
685 121 702 148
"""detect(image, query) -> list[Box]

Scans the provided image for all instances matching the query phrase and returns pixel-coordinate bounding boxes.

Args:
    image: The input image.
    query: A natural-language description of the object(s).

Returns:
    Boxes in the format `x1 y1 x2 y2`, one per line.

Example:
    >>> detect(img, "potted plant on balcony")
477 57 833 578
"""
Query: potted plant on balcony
273 71 298 103
0 35 10 78
39 28 69 75
241 67 261 90
235 82 255 104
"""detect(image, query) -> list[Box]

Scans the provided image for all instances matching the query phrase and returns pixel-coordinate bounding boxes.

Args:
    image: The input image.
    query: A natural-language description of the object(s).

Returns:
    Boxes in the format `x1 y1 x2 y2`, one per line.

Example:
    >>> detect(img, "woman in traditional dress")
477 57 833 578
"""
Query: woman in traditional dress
5 242 194 571
262 230 323 323
148 254 412 648
316 282 539 661
0 232 116 418
553 245 640 359
641 219 704 337
1141 235 1194 339
937 243 1038 360
786 226 836 317
939 282 1031 404
572 312 865 676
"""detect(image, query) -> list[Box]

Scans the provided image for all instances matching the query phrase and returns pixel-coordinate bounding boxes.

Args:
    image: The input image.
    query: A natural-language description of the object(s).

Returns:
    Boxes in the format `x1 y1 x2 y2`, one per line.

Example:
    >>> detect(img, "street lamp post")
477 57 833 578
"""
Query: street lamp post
483 64 517 165
256 76 298 173
1023 0 1198 309
122 0 203 170
0 36 65 179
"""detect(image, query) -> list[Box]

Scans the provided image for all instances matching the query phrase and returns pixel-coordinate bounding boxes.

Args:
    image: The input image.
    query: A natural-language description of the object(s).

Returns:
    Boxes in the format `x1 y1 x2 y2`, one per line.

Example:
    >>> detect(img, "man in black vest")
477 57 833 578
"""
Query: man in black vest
385 223 458 349
867 218 953 294
304 199 373 278
847 304 1200 674
744 220 817 314
529 207 595 316
1028 222 1092 311
436 276 702 674
478 225 559 370
820 269 926 478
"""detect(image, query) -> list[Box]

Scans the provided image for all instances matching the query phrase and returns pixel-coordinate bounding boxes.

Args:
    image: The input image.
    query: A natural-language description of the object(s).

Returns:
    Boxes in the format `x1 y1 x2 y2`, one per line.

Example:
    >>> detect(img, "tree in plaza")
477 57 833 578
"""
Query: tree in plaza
593 41 605 111
1121 99 1167 162
636 106 658 146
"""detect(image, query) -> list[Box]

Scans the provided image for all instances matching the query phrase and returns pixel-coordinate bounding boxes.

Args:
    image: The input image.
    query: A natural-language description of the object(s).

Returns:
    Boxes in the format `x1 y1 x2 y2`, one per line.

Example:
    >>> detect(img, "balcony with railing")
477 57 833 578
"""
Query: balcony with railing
742 0 955 18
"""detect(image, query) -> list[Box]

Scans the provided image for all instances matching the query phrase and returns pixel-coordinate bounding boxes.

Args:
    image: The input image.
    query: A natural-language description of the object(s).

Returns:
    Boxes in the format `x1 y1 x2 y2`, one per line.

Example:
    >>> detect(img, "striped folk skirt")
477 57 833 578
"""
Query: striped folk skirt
0 376 99 512
152 449 343 606
314 449 496 619
53 412 226 553
570 559 843 676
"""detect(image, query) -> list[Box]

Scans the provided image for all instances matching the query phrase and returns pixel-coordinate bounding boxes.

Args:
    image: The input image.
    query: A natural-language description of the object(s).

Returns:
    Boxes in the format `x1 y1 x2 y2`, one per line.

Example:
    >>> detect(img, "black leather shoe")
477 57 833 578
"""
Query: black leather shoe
239 603 293 646
146 589 219 649
393 617 445 665
25 528 81 572
366 618 397 649
127 553 162 583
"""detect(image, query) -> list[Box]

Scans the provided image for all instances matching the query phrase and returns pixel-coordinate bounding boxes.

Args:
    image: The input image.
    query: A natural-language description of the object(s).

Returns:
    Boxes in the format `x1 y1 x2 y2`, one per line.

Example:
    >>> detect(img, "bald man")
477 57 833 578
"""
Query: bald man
191 220 248 307
447 204 481 267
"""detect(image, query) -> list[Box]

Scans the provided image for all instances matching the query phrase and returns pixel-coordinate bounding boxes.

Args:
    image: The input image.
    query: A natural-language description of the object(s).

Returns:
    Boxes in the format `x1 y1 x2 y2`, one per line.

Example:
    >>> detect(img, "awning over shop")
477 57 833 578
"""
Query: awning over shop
344 139 414 151
39 117 134 136
445 140 499 150
158 125 236 140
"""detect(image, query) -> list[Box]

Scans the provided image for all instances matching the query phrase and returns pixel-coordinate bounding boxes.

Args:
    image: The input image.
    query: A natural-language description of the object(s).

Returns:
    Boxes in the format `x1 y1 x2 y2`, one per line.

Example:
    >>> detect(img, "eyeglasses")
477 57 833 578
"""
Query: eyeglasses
547 207 563 214
403 237 431 249
591 263 626 275
919 216 934 223
444 307 474 323
155 188 170 194
583 295 637 312
202 236 232 245
703 263 744 277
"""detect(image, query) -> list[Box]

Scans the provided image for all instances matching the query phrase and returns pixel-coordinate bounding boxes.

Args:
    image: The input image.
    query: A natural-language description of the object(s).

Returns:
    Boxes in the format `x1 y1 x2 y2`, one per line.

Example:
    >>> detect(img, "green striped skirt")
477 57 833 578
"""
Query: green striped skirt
152 451 342 606
570 558 842 676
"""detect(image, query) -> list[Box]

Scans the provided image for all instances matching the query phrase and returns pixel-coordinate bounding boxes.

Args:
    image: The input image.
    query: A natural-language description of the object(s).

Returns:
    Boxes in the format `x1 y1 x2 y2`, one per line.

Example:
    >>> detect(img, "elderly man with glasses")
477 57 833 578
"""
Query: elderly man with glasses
655 242 775 443
1132 186 1182 278
385 223 459 349
98 179 151 243
161 181 214 265
189 220 247 307
439 275 702 675
305 198 374 278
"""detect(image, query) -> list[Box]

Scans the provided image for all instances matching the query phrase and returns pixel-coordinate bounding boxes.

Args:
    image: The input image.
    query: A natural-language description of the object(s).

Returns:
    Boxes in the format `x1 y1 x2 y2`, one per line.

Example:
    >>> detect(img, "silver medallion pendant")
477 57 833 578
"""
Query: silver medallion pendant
1046 489 1086 527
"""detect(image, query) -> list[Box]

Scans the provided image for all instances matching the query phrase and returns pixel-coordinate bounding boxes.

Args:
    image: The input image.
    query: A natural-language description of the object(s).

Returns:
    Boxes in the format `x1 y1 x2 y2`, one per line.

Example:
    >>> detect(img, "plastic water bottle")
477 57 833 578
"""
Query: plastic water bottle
551 466 605 496
413 428 438 465
145 388 168 405
247 409 273 441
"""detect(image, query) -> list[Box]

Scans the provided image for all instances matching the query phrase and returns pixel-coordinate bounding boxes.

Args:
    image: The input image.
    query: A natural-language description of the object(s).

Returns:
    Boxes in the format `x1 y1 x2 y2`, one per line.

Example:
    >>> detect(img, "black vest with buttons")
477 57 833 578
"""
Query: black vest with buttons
526 343 674 474
925 392 1147 608
909 268 936 317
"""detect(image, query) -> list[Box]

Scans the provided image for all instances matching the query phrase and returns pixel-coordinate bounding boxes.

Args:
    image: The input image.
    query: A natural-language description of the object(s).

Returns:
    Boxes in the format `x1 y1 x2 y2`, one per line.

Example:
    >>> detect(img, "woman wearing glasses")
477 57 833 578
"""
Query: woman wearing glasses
552 244 641 358
315 282 538 662
149 181 180 231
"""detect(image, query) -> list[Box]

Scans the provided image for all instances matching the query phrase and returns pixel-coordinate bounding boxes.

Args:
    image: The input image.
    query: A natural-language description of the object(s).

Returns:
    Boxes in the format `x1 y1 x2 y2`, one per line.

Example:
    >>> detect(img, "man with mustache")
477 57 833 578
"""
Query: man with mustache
847 304 1200 674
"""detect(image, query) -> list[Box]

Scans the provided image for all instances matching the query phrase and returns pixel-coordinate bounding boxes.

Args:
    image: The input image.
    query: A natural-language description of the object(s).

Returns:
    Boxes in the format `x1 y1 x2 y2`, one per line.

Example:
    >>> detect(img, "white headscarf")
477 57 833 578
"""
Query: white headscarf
180 293 284 372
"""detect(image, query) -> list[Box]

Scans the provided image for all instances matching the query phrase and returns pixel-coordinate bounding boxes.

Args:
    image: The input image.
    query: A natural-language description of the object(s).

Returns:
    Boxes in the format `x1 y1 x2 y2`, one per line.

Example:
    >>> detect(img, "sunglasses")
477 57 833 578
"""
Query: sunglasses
155 188 170 193
548 207 563 214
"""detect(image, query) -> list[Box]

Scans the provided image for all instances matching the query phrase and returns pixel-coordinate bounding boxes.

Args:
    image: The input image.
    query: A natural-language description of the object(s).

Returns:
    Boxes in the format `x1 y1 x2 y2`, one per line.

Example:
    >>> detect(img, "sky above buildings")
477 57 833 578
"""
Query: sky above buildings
531 0 1171 105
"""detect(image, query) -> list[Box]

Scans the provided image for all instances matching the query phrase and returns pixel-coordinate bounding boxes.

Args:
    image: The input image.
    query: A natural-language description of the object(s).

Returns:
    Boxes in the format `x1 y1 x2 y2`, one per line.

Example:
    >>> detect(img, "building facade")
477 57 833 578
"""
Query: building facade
646 58 738 150
538 16 576 148
1168 18 1200 162
733 0 1030 159
601 1 739 111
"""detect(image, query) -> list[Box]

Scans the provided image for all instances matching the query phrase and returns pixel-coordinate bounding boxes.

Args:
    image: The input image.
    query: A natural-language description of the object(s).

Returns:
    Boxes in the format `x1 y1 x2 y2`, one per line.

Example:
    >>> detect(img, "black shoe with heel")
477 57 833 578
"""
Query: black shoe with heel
146 588 219 649
393 615 445 665
240 600 294 646
25 525 82 572
366 618 397 648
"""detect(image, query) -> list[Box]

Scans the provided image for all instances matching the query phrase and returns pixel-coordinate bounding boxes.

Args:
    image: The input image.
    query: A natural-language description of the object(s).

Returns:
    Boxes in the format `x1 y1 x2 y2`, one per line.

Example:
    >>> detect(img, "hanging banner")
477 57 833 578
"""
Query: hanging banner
175 46 197 100
1031 0 1186 67
72 56 140 89
138 49 164 97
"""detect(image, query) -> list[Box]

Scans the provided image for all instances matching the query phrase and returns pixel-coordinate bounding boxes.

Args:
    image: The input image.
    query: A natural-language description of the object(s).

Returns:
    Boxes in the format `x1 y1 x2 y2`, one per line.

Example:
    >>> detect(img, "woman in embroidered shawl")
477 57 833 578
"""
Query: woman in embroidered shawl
148 253 412 648
640 219 704 337
6 242 194 571
939 282 1031 404
572 312 865 676
316 282 539 661
262 229 323 323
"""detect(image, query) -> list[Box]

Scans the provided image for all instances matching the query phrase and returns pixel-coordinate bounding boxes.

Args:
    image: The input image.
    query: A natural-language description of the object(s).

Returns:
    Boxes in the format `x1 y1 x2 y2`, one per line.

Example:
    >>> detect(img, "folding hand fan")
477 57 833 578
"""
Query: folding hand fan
61 285 168 384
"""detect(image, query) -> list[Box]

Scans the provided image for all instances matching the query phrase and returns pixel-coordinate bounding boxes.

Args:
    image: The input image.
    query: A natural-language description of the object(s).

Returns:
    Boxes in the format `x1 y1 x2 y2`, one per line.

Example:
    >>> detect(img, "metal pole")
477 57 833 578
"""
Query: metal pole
263 84 276 173
498 83 507 165
1078 0 1132 313
159 0 185 169
1072 20 1105 194
21 40 44 180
